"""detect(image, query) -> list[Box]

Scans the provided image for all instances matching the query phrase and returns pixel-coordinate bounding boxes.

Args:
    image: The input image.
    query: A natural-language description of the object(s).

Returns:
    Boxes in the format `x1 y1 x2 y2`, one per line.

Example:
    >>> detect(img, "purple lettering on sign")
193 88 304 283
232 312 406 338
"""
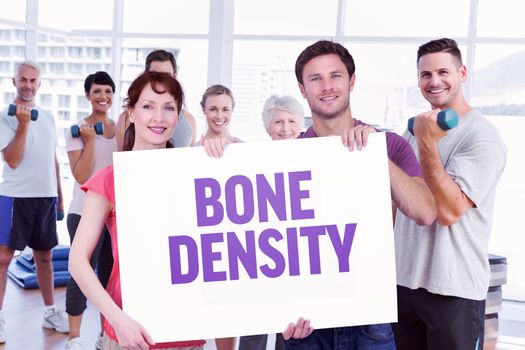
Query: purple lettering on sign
194 178 224 227
327 224 357 273
289 171 315 220
167 222 357 284
201 233 227 282
259 228 285 278
286 227 300 276
256 173 286 222
168 235 199 284
300 225 325 274
227 230 257 280
225 175 255 225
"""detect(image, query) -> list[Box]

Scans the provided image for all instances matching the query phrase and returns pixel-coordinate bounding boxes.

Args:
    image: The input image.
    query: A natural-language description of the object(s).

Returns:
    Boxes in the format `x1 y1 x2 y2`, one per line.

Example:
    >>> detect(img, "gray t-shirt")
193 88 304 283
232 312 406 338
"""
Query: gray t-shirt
394 109 506 300
171 110 193 147
0 106 58 197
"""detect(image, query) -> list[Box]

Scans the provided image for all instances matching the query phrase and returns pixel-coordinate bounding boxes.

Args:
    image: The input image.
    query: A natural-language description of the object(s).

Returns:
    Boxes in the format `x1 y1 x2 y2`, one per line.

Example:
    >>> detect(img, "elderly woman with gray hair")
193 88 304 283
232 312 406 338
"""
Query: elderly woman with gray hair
261 95 305 140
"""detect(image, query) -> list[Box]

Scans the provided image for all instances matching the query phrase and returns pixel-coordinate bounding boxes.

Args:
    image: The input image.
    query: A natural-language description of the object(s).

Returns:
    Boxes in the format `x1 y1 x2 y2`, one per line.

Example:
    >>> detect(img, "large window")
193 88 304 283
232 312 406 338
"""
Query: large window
344 0 470 37
477 0 525 38
0 24 25 108
473 0 525 301
1 2 26 22
471 43 525 301
472 45 525 116
341 43 434 131
235 0 338 36
39 0 113 30
37 32 113 132
123 0 209 34
232 41 311 140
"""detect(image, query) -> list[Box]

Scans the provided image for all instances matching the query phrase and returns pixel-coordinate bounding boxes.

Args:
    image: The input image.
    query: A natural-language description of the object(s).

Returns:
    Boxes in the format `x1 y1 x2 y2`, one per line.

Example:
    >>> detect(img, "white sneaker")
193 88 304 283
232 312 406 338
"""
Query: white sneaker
42 308 69 333
65 337 81 350
95 332 103 350
0 316 5 343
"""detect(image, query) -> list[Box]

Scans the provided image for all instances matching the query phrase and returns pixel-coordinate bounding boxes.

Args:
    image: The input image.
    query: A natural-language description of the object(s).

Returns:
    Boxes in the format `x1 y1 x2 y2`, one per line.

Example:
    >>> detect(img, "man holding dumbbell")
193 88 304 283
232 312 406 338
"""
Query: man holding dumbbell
393 38 507 349
0 61 68 343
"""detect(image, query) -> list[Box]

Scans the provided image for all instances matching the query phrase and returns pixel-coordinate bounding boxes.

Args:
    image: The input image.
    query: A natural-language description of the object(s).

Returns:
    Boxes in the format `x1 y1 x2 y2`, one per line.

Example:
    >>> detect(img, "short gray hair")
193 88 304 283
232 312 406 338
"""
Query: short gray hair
14 61 41 79
261 95 305 131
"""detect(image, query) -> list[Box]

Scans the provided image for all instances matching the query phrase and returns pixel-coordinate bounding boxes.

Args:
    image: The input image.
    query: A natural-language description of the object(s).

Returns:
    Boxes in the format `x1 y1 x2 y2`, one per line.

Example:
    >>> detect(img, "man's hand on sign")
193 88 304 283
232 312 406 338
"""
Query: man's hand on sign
282 317 314 340
341 123 377 151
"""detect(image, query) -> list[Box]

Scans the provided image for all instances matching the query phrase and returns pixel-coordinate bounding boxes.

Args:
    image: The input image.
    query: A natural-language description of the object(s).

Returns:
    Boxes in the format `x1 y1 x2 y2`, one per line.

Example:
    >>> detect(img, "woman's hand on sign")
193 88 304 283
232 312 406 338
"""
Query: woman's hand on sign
112 310 155 350
282 317 314 340
202 137 232 158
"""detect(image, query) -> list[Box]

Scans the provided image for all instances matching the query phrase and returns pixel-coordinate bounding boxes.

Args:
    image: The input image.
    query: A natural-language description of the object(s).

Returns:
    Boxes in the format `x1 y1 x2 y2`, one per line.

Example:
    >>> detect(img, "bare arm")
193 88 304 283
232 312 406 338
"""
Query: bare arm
55 155 64 214
69 191 154 348
392 201 397 226
116 111 128 151
215 337 236 350
69 192 118 324
389 160 436 226
341 126 436 225
2 106 31 169
67 125 97 184
413 110 474 226
182 109 197 145
417 140 473 226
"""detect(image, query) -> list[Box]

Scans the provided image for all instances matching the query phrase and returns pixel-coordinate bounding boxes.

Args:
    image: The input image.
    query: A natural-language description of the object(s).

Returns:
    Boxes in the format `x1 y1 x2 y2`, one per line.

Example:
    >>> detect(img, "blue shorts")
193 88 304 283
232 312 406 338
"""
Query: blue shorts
0 196 58 251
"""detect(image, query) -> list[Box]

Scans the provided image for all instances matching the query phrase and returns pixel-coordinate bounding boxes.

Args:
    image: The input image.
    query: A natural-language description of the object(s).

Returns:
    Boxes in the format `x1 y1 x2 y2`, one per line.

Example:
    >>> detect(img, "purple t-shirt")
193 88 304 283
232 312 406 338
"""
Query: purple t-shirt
299 119 422 177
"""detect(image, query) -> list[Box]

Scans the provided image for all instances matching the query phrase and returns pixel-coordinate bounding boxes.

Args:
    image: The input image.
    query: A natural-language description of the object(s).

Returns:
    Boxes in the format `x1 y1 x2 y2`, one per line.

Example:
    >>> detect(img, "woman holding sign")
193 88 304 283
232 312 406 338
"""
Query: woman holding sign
197 84 242 147
197 84 242 350
69 71 205 350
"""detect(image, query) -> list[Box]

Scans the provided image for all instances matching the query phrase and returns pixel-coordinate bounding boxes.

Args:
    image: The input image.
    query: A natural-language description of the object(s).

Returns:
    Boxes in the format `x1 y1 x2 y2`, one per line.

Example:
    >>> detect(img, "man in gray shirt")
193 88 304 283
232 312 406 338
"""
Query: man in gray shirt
0 62 68 343
393 38 507 350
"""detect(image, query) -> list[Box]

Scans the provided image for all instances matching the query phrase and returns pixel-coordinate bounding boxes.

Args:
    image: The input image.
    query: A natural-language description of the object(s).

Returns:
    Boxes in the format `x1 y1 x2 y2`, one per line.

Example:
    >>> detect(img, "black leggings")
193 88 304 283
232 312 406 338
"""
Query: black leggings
66 213 114 316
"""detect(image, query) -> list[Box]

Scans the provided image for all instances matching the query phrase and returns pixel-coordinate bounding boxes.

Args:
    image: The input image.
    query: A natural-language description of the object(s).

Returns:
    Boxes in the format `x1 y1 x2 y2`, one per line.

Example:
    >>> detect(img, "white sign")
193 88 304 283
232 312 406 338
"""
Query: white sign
113 134 397 343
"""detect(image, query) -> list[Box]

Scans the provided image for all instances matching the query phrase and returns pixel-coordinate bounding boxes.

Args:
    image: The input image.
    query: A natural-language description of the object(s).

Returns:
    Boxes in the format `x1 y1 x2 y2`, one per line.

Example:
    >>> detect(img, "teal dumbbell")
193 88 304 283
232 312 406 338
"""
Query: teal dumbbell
408 109 458 136
8 104 38 121
71 122 104 138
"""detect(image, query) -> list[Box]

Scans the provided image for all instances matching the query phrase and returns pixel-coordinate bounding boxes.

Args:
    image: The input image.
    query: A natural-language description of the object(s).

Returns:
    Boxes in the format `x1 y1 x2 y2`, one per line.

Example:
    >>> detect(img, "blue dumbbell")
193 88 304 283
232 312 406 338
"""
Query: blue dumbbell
408 109 459 136
56 209 64 221
71 122 104 138
8 104 38 121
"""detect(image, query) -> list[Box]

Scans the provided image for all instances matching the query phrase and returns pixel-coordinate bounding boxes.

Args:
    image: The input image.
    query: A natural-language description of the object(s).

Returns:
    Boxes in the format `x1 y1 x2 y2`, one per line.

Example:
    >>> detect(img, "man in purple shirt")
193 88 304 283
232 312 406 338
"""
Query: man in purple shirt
281 40 436 350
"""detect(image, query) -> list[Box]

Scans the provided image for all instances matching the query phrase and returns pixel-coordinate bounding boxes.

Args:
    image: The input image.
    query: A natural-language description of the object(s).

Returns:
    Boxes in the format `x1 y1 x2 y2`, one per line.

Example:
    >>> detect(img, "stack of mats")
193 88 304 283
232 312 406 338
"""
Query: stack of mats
7 245 71 289
484 254 508 344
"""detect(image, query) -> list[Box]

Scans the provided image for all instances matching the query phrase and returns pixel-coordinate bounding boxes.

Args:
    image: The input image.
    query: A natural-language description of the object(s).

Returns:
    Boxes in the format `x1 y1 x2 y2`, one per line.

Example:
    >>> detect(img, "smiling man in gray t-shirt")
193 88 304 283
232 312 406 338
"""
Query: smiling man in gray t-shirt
393 38 507 350
0 61 68 343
